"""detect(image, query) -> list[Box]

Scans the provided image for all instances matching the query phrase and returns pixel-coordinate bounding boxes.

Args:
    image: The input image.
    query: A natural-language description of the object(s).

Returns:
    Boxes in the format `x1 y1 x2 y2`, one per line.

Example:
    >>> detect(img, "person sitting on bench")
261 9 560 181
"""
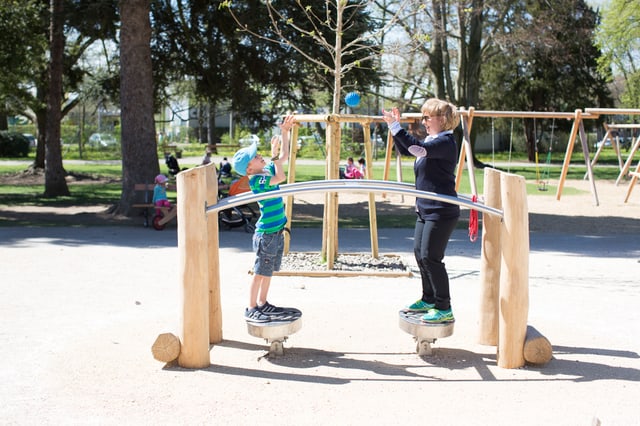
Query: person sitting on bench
165 152 182 176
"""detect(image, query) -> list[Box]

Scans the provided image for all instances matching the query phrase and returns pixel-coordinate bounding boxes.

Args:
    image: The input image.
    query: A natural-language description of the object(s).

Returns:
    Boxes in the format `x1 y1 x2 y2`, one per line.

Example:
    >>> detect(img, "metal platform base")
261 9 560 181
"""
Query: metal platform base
247 317 302 356
398 310 454 355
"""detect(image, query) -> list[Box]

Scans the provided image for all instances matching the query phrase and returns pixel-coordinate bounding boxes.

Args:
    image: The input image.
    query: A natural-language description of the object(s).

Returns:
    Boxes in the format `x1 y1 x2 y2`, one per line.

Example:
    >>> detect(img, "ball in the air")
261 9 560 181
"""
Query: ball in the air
345 92 361 108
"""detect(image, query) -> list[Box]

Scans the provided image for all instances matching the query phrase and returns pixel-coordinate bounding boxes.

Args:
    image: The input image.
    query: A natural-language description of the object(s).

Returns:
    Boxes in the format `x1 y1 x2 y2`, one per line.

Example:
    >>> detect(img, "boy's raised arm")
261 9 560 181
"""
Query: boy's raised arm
270 115 295 185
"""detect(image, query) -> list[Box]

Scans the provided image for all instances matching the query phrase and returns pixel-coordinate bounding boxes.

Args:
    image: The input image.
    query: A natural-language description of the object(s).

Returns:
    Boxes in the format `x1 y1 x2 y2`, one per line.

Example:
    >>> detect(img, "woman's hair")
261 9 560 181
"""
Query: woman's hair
421 98 460 131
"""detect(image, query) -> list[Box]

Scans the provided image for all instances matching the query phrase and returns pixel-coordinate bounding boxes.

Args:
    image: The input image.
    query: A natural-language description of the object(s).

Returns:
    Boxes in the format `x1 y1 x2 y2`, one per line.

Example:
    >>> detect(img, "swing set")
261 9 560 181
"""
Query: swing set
453 108 604 203
585 108 640 202
490 116 556 191
278 107 636 272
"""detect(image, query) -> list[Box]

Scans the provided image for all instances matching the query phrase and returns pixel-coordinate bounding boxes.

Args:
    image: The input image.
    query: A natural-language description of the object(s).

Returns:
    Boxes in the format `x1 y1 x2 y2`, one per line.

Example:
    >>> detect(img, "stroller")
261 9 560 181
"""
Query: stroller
218 173 257 233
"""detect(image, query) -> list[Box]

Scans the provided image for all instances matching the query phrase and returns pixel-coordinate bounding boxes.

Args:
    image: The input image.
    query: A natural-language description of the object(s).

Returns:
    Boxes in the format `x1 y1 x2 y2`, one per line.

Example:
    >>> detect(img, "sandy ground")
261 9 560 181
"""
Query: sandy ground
1 175 640 425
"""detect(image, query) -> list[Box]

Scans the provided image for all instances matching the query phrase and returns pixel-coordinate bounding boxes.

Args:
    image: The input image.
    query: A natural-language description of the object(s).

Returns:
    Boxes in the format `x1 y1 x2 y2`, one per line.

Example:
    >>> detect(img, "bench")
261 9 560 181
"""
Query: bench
132 183 177 230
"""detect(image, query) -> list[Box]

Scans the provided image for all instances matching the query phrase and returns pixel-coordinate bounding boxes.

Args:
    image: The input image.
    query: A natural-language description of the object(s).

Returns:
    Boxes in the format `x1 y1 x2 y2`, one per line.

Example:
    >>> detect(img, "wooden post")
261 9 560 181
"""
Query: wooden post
586 124 612 179
624 166 640 203
498 172 529 369
556 110 581 201
284 123 299 255
362 125 379 258
177 167 210 368
151 333 181 363
323 119 340 269
578 120 599 206
616 134 640 186
332 122 340 262
205 164 222 344
456 107 475 194
382 125 394 183
478 168 502 346
523 325 553 365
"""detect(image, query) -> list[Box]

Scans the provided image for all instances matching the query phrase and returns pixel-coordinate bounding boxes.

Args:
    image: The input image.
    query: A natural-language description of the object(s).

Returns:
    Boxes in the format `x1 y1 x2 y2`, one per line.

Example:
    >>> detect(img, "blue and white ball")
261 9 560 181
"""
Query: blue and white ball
345 92 361 108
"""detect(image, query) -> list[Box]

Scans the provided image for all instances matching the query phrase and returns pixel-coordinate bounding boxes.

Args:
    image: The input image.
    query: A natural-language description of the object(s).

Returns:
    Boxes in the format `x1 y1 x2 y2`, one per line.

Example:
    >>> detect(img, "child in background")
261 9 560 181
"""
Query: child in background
153 174 172 216
219 157 232 177
344 157 364 179
357 157 366 178
201 147 212 165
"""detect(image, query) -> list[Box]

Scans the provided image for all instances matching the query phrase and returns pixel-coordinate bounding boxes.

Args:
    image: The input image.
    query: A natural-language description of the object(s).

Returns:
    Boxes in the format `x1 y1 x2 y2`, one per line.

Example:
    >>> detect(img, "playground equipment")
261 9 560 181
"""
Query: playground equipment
246 310 303 356
152 162 548 370
152 107 640 369
265 108 640 272
585 109 640 203
398 310 455 356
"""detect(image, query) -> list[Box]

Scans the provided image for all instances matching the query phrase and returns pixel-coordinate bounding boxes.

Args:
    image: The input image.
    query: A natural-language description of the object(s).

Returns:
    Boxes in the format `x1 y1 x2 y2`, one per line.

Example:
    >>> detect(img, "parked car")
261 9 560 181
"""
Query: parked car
22 134 37 148
88 133 117 148
238 134 260 147
595 137 632 151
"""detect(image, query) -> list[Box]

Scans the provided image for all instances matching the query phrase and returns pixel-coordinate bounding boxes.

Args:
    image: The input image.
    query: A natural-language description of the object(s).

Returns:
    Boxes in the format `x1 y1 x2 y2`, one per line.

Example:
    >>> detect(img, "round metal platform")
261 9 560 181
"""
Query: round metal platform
246 317 302 340
398 310 455 339
398 310 454 355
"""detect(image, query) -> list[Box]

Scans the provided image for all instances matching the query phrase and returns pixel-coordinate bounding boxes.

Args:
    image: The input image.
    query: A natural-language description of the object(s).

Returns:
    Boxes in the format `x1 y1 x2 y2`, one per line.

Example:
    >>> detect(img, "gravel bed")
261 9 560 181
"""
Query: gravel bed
281 252 410 272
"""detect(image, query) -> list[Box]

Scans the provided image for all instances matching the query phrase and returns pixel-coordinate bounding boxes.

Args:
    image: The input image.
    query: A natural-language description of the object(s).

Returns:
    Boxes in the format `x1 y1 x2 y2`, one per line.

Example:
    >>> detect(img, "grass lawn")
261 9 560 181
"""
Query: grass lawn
1 150 633 227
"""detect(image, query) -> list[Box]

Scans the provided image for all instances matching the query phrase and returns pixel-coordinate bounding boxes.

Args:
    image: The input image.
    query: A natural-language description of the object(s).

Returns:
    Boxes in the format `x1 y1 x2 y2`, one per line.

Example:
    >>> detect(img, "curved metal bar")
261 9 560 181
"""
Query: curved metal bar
208 179 503 218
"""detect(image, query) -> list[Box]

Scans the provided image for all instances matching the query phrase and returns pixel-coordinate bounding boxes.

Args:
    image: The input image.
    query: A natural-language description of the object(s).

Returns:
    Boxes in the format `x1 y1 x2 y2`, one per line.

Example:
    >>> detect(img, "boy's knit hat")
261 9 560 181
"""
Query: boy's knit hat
231 142 257 176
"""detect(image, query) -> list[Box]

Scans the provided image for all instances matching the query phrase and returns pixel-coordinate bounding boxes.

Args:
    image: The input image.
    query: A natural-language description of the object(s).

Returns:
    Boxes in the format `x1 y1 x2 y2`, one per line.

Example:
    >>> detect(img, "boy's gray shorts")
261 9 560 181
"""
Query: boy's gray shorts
252 230 285 277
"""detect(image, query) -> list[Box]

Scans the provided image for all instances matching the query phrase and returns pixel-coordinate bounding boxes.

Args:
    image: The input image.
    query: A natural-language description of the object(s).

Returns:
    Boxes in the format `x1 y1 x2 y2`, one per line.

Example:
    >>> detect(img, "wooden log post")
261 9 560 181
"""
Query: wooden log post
205 163 222 344
498 172 529 369
151 332 181 363
362 124 379 258
523 325 553 365
177 166 210 369
284 123 300 255
323 119 340 269
456 107 477 194
478 167 502 346
557 110 581 201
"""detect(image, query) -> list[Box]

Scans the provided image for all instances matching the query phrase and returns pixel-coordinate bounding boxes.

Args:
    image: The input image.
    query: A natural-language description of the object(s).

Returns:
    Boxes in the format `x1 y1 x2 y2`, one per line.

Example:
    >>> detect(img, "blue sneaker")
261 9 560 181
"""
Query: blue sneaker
405 300 435 312
244 307 271 323
421 308 454 323
258 301 286 315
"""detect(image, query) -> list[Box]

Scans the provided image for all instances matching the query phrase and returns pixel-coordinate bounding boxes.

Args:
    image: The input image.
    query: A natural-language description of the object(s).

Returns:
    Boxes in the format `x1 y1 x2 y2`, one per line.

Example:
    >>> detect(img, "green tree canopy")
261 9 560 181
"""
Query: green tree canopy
596 0 640 108
480 0 612 160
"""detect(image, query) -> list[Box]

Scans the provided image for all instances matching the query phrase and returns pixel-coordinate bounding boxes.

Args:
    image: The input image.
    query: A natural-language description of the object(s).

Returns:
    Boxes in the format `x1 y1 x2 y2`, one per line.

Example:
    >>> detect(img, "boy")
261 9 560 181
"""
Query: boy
231 115 297 323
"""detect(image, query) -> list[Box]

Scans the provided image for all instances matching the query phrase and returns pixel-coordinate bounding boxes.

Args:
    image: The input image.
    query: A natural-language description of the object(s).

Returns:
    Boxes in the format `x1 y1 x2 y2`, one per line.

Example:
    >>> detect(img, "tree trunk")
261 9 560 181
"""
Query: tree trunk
430 0 445 99
34 105 46 170
116 0 159 216
524 118 535 162
464 0 484 107
44 0 69 197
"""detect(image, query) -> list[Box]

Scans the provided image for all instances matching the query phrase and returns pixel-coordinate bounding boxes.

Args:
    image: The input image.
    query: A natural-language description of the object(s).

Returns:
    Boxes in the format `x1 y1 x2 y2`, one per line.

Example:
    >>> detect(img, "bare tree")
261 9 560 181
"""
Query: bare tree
224 0 410 113
381 0 512 109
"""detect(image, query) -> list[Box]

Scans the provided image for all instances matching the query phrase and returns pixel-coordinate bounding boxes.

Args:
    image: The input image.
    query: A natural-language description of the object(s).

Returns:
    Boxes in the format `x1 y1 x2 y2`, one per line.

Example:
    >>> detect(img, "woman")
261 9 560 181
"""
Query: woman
382 98 460 323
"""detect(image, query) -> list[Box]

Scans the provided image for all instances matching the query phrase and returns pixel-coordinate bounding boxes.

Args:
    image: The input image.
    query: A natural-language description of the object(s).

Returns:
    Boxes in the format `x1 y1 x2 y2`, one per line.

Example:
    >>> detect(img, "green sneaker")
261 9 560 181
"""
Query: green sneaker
421 308 455 323
405 300 435 312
